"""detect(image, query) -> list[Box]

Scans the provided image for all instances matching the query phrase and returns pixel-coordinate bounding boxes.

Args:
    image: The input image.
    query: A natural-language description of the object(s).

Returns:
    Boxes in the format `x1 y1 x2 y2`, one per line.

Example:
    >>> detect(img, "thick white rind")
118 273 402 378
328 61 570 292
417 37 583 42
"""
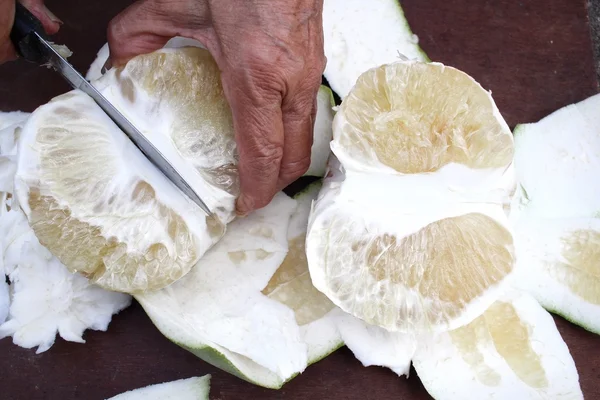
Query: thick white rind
0 111 29 131
322 0 428 99
0 214 132 353
512 93 600 219
85 43 109 82
107 375 211 400
332 307 416 376
0 115 28 195
304 87 335 178
412 291 582 400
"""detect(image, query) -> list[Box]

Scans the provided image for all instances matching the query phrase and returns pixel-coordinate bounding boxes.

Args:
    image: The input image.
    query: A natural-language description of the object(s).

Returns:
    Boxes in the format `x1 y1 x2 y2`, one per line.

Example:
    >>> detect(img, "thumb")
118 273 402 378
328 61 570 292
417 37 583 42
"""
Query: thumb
106 0 211 67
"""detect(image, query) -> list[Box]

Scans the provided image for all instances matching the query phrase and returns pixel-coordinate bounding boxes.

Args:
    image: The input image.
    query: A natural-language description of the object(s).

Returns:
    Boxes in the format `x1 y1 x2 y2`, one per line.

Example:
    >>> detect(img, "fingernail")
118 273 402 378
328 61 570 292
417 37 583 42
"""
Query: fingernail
235 194 254 217
43 5 63 25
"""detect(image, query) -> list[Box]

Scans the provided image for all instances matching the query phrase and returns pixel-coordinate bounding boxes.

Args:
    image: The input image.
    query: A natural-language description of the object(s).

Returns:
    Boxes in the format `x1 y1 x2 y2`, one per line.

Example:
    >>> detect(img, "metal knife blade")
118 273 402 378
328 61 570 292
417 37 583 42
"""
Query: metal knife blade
29 31 214 218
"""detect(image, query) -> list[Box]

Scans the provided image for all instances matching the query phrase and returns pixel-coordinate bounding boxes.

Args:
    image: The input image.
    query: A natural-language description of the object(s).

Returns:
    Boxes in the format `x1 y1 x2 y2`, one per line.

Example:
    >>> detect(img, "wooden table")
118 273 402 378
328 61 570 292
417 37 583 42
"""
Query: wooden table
1 0 599 399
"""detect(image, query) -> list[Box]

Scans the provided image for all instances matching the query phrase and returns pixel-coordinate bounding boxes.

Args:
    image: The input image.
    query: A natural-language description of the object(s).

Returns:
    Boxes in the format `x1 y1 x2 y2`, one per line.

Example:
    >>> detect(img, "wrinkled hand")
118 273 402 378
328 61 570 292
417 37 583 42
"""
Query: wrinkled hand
107 0 326 215
0 0 62 63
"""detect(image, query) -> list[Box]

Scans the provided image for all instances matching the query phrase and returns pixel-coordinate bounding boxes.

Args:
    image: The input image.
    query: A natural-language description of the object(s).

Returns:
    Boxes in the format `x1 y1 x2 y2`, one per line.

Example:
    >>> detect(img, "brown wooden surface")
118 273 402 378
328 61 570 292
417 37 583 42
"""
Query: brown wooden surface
1 0 599 399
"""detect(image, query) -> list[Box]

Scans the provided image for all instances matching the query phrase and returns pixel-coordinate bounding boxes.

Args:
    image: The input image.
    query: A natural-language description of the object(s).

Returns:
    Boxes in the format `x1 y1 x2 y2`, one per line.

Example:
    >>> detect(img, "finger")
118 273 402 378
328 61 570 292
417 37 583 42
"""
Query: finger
276 84 320 191
107 0 211 67
19 0 62 35
220 69 285 216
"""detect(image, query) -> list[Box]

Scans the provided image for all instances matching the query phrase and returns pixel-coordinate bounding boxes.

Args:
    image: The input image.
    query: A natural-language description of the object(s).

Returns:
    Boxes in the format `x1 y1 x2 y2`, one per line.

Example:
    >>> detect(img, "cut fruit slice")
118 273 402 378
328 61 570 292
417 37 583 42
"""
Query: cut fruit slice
307 61 516 333
510 93 600 334
136 184 342 389
323 0 429 99
413 291 582 399
107 375 211 400
0 115 131 353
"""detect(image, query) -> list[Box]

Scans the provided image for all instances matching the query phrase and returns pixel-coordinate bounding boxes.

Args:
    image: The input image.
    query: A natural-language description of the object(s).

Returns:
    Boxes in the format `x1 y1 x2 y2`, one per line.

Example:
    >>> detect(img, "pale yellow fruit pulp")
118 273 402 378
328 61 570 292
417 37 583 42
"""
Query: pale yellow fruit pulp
337 62 514 173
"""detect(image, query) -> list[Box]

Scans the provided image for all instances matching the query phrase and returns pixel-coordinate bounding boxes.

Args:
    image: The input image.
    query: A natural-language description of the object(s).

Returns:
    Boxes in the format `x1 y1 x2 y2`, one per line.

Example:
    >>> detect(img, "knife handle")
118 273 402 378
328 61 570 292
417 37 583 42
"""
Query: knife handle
10 2 49 63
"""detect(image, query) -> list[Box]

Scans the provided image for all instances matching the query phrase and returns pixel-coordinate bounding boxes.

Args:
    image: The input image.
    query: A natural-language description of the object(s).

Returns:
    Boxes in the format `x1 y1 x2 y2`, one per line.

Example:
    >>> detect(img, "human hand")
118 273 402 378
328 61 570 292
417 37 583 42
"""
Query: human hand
107 0 326 215
0 0 62 64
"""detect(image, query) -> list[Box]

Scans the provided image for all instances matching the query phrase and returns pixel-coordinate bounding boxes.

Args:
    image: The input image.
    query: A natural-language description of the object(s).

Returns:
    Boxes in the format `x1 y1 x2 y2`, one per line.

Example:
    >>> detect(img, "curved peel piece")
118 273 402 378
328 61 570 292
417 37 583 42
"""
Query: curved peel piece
107 375 211 400
323 0 429 99
413 291 582 399
510 93 600 334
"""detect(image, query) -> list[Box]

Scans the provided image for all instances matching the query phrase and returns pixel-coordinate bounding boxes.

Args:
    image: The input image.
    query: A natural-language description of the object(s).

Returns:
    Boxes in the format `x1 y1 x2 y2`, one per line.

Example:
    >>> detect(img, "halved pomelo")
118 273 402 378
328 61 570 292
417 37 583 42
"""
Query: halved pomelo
510 93 600 334
136 183 342 389
413 291 582 399
14 47 334 294
306 61 516 333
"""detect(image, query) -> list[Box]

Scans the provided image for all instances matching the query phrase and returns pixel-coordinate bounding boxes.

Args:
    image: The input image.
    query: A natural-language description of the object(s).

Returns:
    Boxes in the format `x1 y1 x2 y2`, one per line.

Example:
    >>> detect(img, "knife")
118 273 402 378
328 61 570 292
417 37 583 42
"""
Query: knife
9 2 214 218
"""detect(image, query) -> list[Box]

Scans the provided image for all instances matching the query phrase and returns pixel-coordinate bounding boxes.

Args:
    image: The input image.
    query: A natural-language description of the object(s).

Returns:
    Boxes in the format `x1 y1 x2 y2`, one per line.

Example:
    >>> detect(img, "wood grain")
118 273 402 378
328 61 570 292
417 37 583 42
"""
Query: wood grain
1 0 599 399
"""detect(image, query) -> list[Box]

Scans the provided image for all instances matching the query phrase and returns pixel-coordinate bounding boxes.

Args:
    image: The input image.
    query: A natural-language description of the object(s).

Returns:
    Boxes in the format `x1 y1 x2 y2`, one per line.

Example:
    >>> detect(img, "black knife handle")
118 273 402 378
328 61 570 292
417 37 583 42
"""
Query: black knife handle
10 2 49 63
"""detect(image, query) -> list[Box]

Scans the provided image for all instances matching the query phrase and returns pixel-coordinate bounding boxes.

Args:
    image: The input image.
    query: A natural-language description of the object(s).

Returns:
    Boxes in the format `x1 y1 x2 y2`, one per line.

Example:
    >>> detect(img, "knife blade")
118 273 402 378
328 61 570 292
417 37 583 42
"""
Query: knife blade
10 2 214 218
